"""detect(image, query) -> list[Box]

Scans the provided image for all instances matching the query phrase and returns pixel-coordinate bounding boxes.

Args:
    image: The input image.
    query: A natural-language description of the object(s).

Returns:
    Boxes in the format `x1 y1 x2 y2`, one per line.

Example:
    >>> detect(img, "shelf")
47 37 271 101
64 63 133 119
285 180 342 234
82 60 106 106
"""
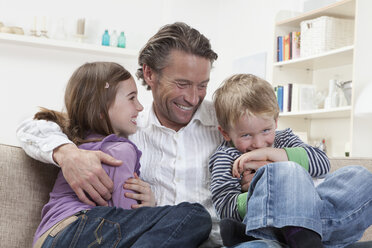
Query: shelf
279 106 351 119
0 32 138 58
273 45 353 70
276 0 355 27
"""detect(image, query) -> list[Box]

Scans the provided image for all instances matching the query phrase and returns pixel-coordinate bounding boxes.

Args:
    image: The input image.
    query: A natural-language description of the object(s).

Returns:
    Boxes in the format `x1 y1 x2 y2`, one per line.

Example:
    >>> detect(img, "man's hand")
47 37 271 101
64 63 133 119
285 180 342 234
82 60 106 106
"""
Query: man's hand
53 144 122 206
124 173 155 208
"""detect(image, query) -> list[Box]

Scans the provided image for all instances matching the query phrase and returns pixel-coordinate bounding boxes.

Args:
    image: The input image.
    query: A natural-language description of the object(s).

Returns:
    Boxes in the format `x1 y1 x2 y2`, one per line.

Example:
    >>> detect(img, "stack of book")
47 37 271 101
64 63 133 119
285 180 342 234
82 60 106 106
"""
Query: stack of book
275 83 315 112
277 31 301 62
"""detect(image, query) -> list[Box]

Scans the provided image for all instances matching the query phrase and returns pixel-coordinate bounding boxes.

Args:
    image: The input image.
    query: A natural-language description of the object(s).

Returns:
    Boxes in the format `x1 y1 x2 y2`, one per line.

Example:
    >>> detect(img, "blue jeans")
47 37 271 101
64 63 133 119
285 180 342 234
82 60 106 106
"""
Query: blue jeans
41 202 211 248
231 240 284 248
243 162 372 248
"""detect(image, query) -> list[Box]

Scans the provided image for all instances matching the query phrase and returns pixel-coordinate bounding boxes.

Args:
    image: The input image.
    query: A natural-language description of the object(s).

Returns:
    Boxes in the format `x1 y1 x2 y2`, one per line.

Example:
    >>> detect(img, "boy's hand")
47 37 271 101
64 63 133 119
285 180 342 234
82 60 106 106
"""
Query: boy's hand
240 170 255 191
232 149 270 178
124 173 156 208
232 148 288 178
53 144 122 206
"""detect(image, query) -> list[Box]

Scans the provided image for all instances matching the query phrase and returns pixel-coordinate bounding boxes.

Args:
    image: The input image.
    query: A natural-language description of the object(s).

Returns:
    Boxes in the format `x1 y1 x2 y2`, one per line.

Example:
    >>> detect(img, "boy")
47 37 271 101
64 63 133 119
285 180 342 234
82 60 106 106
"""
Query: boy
210 74 330 247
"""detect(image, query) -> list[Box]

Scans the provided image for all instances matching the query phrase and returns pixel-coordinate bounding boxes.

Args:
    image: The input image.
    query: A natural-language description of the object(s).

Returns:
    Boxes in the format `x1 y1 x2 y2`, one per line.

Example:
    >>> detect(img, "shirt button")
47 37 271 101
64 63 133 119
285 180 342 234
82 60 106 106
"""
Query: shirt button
175 178 180 183
174 133 178 139
177 156 182 160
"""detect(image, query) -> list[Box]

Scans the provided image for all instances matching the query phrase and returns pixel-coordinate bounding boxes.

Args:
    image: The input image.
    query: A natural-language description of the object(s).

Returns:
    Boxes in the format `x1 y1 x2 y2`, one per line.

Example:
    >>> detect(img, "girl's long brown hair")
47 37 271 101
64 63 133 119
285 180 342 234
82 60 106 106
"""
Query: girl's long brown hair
34 62 132 145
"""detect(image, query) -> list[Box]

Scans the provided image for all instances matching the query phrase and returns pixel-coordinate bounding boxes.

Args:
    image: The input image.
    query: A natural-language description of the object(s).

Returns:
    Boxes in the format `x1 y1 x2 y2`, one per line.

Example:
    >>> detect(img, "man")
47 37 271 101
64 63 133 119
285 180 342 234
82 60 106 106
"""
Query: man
17 22 223 247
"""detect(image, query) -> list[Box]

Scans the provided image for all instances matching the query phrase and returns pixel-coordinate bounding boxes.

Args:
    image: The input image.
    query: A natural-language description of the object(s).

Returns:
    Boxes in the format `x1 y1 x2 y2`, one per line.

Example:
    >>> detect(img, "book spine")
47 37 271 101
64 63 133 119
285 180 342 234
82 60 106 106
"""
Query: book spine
292 31 301 59
289 32 292 60
283 84 288 113
277 36 283 62
277 85 284 112
291 83 299 112
284 34 290 61
287 83 293 112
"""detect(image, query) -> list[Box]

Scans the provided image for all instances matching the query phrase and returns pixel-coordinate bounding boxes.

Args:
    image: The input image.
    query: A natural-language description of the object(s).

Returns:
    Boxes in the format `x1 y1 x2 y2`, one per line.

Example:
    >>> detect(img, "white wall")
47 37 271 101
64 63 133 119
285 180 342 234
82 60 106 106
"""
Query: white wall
0 0 305 146
350 0 372 156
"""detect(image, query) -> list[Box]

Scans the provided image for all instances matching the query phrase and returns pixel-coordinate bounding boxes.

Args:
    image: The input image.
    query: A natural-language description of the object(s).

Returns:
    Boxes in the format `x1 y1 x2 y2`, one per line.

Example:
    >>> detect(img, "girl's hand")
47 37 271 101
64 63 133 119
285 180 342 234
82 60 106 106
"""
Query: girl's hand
123 173 156 208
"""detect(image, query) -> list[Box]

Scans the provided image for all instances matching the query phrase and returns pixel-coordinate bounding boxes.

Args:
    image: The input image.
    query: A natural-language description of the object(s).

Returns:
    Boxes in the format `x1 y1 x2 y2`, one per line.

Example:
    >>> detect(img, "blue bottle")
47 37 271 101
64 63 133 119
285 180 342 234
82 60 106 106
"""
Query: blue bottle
117 31 126 48
102 30 110 46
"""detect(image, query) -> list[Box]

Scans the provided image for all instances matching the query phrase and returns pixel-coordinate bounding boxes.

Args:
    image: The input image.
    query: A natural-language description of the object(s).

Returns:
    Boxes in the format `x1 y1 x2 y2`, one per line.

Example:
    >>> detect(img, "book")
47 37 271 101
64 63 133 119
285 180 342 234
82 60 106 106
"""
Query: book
283 84 289 112
289 32 292 60
291 83 300 112
283 34 290 61
277 36 283 62
287 83 293 112
277 85 284 112
292 31 301 59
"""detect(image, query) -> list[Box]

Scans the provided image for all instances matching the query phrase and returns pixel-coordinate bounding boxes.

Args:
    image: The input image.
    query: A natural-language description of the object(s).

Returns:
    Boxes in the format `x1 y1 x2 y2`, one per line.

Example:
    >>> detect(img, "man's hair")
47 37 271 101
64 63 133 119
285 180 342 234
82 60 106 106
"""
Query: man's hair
213 74 279 131
136 22 218 90
34 62 132 145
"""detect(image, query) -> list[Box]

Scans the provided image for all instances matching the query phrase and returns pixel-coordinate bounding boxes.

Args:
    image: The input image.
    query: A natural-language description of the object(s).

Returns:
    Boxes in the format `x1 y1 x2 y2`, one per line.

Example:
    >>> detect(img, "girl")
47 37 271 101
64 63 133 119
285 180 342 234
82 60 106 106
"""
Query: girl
33 62 211 248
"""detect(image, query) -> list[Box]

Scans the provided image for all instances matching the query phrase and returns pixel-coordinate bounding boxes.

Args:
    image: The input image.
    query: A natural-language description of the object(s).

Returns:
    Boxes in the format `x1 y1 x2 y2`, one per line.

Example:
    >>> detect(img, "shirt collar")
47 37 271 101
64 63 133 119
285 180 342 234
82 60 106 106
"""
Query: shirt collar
191 100 218 127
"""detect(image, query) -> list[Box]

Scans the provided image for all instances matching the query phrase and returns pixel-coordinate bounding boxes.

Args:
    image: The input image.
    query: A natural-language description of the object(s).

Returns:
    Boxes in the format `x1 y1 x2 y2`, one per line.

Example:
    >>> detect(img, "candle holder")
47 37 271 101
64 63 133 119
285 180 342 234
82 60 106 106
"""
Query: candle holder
40 30 49 38
30 29 40 37
74 34 86 43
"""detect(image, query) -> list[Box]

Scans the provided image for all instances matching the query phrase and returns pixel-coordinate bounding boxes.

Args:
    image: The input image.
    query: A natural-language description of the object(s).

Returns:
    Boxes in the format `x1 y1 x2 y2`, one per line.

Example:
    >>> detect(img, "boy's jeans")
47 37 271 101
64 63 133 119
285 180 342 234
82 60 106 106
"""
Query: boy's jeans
41 202 211 248
243 162 372 248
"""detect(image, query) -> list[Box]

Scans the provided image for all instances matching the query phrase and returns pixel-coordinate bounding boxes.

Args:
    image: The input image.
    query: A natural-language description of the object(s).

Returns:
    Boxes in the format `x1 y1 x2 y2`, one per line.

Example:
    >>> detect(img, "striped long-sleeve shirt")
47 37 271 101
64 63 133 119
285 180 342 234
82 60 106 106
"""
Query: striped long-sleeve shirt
209 128 330 221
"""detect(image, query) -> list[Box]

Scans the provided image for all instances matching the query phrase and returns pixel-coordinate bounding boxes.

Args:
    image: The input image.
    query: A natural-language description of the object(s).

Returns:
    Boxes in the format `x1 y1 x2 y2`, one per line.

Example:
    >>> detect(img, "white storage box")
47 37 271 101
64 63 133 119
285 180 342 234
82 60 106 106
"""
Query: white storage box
300 16 354 57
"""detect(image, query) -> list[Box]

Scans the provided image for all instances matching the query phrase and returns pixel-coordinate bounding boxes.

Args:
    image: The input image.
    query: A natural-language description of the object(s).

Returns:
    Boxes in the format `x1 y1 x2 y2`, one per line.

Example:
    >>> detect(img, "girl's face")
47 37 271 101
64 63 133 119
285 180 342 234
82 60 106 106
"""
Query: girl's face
108 78 143 137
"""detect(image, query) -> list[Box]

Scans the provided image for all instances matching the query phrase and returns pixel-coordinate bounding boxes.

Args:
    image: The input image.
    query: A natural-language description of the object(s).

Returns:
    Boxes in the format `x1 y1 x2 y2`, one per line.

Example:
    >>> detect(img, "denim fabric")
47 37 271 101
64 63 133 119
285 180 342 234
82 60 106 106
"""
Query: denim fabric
41 202 211 248
242 162 372 248
346 241 372 248
231 240 284 248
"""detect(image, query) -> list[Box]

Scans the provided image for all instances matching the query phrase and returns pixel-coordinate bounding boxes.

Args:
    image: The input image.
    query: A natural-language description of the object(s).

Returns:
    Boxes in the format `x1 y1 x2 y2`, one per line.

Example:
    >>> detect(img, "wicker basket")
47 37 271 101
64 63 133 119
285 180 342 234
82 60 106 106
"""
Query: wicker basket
300 16 354 57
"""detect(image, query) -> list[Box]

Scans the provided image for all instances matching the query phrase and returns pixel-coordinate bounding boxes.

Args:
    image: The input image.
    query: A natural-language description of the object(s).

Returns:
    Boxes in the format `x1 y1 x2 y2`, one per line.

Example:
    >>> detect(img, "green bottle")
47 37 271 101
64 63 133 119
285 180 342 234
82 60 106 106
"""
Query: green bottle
102 29 110 46
117 31 126 48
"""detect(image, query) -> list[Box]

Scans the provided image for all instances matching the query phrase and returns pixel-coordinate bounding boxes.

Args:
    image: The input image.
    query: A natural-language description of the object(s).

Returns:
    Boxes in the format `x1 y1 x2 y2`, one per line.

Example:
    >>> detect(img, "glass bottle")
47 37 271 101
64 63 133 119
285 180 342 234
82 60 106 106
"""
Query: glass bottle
102 29 110 46
117 31 126 48
110 30 118 47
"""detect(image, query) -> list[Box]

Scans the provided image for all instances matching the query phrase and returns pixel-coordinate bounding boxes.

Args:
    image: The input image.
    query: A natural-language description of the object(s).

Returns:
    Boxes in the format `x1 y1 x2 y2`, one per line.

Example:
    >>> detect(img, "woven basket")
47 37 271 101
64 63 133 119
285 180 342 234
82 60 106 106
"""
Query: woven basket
300 16 354 57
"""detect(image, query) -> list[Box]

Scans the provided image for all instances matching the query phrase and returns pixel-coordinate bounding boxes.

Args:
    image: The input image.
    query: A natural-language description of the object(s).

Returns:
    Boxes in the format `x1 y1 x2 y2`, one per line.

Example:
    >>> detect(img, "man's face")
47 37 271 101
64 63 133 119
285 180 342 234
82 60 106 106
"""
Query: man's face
150 50 211 131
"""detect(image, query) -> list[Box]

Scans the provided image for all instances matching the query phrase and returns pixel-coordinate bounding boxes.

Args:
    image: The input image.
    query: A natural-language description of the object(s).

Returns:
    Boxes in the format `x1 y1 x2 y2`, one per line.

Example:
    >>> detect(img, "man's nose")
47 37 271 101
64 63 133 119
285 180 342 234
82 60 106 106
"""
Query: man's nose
184 86 199 106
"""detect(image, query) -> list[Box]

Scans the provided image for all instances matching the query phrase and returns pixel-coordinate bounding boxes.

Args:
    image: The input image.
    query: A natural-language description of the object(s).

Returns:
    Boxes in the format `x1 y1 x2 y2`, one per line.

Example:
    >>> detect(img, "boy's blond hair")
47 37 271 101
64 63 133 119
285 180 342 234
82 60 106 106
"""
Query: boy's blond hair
213 74 279 131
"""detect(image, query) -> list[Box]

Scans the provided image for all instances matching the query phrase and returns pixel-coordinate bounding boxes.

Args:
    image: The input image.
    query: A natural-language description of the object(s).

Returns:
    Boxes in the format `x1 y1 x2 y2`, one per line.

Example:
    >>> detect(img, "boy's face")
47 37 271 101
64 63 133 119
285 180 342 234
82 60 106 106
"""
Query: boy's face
219 114 277 153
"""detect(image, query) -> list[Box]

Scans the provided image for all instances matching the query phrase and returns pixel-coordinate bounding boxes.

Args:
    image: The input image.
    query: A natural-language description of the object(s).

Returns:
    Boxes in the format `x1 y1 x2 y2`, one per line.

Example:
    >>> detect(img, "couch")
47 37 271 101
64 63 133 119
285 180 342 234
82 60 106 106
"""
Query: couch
0 143 371 247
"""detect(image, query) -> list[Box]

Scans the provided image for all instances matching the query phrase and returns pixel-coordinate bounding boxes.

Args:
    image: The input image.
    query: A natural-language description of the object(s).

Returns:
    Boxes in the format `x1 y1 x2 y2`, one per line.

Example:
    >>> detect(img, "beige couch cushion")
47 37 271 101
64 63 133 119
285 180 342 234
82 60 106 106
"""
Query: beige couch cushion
0 144 59 247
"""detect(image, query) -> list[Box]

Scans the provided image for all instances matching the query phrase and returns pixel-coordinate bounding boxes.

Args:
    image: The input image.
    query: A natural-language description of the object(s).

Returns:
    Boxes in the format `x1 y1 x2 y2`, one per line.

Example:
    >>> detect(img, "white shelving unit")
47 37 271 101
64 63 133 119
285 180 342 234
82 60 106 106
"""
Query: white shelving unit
0 32 138 58
280 106 351 119
272 0 372 158
272 0 357 157
273 45 354 70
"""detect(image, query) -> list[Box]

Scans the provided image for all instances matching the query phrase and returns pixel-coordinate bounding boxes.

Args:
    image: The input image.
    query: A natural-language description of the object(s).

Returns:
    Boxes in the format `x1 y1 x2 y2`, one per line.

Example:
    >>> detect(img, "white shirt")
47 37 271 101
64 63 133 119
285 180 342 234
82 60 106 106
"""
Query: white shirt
16 100 224 247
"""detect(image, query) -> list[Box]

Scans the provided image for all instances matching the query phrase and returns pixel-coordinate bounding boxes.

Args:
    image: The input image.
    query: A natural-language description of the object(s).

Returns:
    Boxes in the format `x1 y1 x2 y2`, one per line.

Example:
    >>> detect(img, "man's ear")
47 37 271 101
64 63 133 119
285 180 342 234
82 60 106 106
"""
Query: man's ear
143 64 157 88
218 126 231 141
